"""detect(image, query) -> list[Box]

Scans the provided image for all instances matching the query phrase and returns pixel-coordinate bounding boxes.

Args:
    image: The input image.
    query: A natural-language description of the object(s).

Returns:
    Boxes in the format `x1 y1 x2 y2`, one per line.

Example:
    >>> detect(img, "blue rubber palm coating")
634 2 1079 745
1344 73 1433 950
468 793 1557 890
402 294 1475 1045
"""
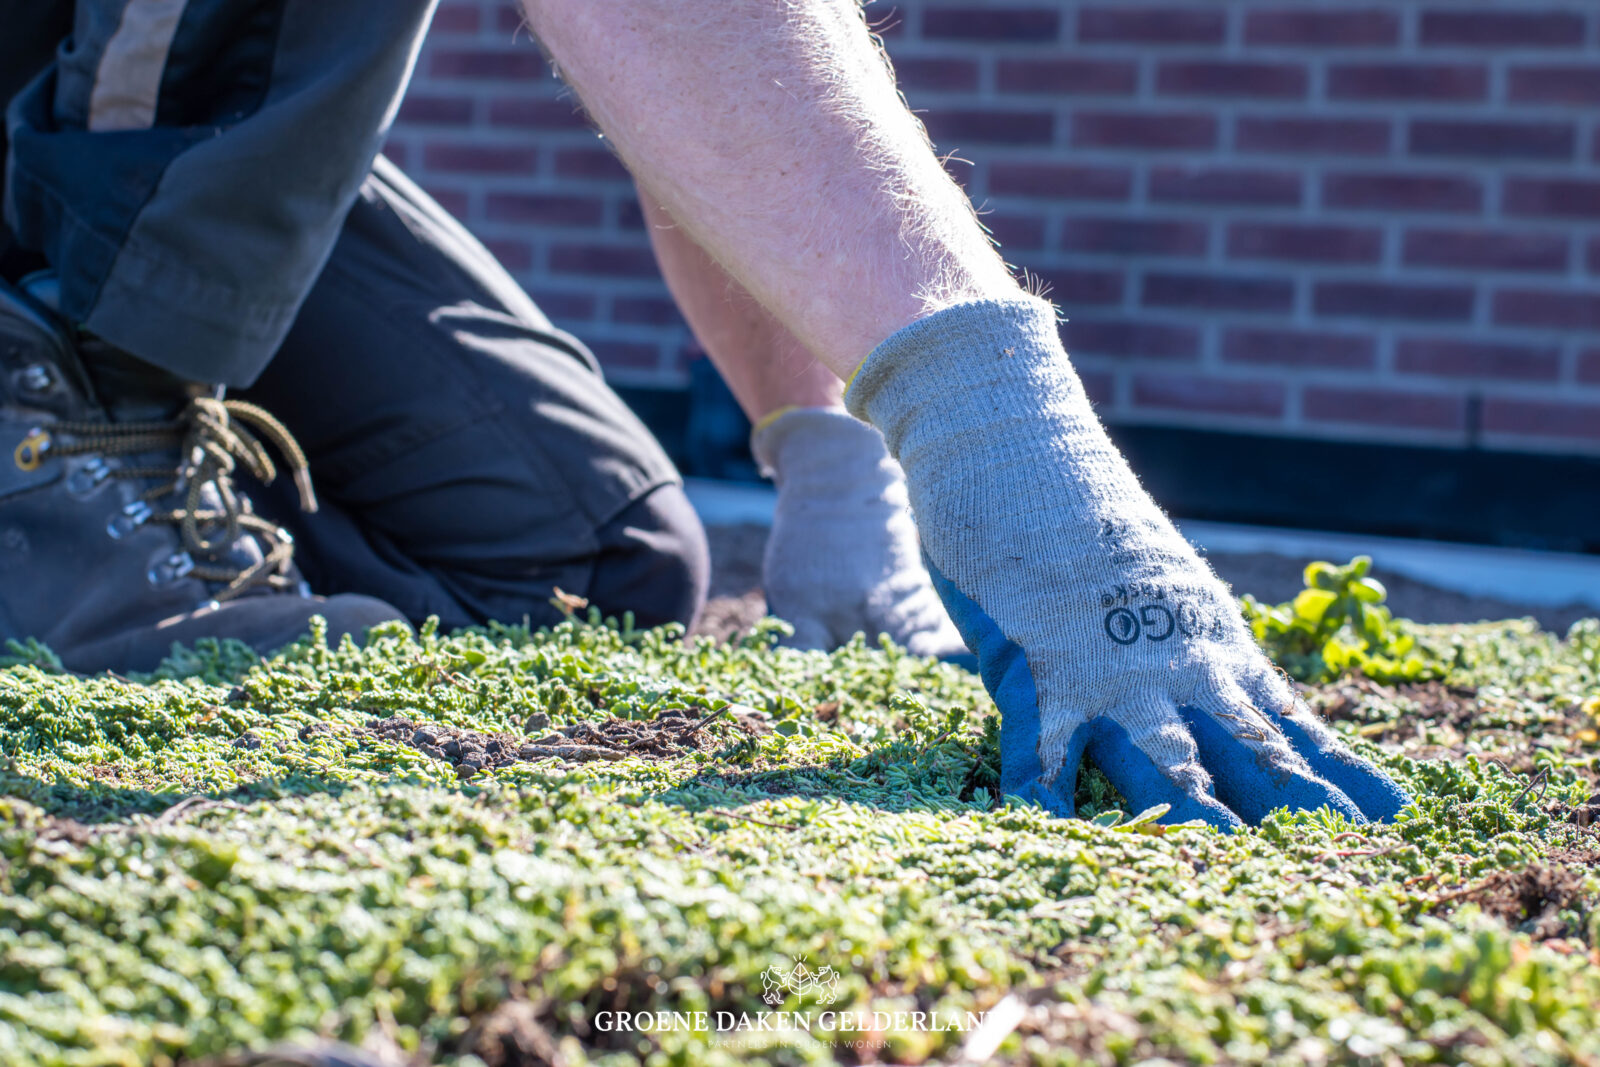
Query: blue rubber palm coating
928 560 1241 831
1261 706 1410 822
1084 719 1242 831
931 561 1066 814
1180 705 1365 825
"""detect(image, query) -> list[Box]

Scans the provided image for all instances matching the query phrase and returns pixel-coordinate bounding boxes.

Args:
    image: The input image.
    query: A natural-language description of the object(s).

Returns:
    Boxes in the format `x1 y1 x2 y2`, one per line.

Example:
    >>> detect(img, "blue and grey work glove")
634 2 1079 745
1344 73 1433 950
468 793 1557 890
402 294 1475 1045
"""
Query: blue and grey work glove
753 406 970 660
846 298 1411 830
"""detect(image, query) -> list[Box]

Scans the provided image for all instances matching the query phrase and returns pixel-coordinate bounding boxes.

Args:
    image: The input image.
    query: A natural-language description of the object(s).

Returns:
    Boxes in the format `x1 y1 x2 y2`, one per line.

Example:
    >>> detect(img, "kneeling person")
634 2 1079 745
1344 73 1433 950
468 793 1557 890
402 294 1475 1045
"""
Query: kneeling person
0 159 707 672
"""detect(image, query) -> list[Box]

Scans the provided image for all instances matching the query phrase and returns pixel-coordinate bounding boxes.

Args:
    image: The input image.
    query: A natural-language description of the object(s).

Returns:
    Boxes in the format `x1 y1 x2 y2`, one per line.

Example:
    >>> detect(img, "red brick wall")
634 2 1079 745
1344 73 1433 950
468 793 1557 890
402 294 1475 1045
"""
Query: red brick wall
389 1 1600 455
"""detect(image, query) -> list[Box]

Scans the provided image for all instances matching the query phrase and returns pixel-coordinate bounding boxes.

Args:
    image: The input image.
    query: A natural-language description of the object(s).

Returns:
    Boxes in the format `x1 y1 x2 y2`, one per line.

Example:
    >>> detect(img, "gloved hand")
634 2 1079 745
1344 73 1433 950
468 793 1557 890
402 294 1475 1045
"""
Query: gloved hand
752 406 970 660
847 298 1411 830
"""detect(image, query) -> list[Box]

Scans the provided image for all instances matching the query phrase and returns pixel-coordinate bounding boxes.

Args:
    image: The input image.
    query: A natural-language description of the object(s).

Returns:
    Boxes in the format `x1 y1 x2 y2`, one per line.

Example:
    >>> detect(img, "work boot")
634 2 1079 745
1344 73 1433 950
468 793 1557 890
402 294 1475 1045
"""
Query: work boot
0 276 401 673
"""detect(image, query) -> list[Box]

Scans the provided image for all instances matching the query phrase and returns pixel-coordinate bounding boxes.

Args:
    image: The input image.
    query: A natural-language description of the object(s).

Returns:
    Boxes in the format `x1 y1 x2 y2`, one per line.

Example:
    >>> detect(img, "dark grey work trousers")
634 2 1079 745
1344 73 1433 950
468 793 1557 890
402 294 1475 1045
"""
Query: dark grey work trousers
1 1 708 631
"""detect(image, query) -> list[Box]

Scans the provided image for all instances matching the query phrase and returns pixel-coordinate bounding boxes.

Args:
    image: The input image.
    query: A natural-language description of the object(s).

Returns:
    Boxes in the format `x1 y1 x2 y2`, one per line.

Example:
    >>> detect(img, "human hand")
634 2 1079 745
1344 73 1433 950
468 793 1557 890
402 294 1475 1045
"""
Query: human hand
753 406 969 661
849 299 1411 830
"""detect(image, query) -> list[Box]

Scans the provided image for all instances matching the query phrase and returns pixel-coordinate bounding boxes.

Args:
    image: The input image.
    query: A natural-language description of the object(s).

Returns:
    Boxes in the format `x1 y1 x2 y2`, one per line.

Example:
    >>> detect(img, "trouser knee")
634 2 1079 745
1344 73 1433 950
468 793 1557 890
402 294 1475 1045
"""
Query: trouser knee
584 484 710 631
232 158 702 636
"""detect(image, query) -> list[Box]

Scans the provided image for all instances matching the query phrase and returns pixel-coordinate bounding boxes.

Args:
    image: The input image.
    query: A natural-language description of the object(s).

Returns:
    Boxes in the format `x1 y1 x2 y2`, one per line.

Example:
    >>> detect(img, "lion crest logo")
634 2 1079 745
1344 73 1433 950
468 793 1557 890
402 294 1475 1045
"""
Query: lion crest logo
759 957 841 1006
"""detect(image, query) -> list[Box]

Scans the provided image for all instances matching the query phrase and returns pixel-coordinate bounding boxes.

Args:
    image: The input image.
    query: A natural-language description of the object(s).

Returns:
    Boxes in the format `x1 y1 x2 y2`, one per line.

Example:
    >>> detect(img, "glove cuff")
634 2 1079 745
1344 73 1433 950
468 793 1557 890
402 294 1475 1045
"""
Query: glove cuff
843 297 1079 457
749 405 891 485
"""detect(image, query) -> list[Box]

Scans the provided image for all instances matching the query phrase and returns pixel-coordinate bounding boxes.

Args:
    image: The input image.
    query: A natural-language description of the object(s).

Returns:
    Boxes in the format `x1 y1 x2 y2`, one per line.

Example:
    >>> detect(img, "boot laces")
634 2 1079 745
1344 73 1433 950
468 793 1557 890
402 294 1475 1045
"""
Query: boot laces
46 396 317 602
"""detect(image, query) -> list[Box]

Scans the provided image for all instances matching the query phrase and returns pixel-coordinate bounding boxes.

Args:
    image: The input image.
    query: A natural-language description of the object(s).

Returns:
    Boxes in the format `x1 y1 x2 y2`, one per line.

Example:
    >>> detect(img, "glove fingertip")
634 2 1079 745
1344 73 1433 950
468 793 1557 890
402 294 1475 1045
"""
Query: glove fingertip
1271 712 1413 824
1085 718 1243 833
1163 793 1246 833
1008 780 1077 820
1332 766 1411 825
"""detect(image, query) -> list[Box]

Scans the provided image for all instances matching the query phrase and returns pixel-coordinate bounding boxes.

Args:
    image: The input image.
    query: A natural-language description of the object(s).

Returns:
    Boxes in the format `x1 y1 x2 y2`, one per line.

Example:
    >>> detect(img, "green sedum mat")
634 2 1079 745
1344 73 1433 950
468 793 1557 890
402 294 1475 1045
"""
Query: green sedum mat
0 603 1597 1066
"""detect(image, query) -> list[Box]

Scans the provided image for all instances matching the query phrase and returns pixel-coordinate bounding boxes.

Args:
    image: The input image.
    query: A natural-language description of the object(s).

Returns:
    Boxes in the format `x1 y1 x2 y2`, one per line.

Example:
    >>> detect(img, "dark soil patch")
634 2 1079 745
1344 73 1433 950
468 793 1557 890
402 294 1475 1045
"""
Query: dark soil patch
363 705 761 778
1313 679 1599 796
1566 792 1600 829
1441 853 1598 941
456 997 566 1067
1317 678 1480 730
38 816 100 845
35 795 250 841
1000 996 1178 1067
693 523 769 643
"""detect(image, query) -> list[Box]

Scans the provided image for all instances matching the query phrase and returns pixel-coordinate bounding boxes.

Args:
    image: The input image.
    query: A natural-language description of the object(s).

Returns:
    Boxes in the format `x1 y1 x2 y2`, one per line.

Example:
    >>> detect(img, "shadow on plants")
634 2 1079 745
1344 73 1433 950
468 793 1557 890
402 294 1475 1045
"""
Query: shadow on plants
0 767 361 825
646 711 1128 823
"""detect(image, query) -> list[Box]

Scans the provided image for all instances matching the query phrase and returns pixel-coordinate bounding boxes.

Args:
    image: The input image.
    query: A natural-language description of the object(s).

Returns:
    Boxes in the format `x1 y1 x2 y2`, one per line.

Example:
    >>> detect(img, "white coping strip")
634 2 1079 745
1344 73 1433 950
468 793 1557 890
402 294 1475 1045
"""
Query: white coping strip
1182 521 1600 611
685 477 779 527
684 477 1600 611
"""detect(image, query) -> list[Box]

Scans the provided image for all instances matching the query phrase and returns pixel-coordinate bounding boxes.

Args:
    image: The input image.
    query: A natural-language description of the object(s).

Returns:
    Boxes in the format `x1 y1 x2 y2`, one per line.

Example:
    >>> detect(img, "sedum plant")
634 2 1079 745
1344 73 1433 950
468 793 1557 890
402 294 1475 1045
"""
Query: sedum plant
1241 556 1450 684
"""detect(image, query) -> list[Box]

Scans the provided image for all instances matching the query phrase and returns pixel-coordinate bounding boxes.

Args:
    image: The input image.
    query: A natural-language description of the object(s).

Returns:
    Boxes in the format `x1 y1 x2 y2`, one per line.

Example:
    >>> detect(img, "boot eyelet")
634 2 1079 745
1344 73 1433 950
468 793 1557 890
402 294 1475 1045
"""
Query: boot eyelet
107 500 153 539
66 458 115 497
13 428 50 472
148 551 195 586
18 364 53 393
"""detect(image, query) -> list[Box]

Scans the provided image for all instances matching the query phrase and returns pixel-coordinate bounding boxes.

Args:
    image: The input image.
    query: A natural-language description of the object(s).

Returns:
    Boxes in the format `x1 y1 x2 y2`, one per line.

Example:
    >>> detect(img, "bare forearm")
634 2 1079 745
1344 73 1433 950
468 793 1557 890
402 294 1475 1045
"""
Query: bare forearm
642 195 840 422
520 0 1016 378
